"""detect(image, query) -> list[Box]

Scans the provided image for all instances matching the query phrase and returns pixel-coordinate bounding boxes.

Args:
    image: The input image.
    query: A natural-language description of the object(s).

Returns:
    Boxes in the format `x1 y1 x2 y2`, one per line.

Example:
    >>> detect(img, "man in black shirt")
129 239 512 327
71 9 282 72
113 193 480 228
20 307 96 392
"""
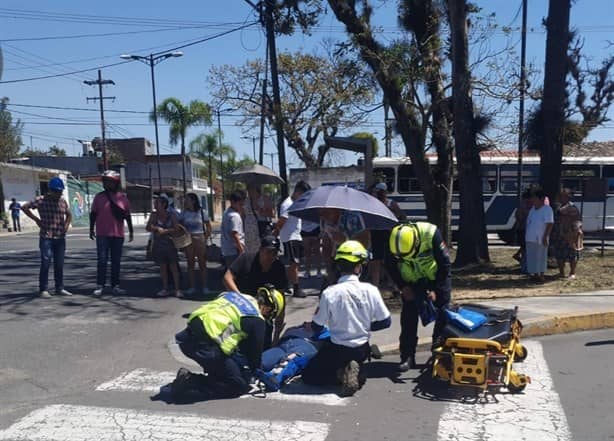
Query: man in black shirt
223 235 288 345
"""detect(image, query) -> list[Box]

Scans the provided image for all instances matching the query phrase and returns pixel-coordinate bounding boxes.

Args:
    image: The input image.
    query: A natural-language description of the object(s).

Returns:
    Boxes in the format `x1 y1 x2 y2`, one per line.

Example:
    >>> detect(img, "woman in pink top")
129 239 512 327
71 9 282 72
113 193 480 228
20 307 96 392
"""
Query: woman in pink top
90 170 133 296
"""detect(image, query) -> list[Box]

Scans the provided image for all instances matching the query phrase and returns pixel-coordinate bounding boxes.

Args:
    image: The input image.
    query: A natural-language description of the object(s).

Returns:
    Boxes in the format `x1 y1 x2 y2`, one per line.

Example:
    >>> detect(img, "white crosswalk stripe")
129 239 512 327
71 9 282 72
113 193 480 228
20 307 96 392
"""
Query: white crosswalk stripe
96 368 351 406
437 340 572 441
0 404 330 441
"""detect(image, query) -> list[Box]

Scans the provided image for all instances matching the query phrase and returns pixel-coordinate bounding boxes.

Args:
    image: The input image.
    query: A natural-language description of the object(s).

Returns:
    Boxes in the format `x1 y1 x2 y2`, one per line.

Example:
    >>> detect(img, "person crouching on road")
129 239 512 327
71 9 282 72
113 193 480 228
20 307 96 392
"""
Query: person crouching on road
21 177 73 298
301 240 391 397
170 287 285 401
90 170 133 296
385 222 451 371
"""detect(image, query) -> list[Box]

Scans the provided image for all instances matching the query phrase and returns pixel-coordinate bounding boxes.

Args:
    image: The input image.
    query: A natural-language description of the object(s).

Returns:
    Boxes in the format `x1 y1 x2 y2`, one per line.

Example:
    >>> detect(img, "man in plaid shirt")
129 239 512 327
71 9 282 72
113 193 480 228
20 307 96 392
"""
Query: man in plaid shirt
22 177 73 298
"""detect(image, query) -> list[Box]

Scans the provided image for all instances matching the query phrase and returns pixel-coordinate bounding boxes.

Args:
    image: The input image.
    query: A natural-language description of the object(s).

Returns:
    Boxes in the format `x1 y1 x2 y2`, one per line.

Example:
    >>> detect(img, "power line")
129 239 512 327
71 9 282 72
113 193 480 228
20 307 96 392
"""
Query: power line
0 7 245 27
0 22 258 84
0 24 244 42
0 60 131 84
6 103 148 114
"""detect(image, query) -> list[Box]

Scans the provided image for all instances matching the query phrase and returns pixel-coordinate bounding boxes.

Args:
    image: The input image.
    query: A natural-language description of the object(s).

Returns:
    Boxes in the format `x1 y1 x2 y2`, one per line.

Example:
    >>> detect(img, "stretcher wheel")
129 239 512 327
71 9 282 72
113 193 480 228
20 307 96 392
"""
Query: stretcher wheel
514 344 528 362
507 382 527 393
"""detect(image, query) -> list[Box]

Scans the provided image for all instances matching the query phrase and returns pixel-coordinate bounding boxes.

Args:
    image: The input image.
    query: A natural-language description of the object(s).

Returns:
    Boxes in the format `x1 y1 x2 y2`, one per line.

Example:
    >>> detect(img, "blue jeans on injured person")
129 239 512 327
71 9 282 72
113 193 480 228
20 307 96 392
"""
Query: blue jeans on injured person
39 237 66 292
261 337 319 371
96 236 124 287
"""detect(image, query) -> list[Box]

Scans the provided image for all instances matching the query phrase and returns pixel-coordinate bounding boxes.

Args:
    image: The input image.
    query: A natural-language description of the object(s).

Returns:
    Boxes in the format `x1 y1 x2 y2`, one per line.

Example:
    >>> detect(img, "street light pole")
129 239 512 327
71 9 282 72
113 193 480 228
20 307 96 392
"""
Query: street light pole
242 136 257 162
121 51 183 192
149 54 162 192
217 108 225 207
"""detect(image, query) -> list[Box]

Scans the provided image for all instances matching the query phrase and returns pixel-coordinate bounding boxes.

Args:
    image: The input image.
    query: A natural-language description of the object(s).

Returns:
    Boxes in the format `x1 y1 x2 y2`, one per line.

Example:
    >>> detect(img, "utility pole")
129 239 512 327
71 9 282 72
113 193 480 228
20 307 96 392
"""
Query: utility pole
263 0 288 198
516 0 528 201
84 69 115 170
264 152 277 171
259 36 269 165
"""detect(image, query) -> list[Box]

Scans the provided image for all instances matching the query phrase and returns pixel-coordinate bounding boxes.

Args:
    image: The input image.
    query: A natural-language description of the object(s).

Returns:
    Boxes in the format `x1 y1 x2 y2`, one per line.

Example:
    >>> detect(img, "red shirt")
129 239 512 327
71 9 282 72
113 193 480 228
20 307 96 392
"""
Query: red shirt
91 191 131 238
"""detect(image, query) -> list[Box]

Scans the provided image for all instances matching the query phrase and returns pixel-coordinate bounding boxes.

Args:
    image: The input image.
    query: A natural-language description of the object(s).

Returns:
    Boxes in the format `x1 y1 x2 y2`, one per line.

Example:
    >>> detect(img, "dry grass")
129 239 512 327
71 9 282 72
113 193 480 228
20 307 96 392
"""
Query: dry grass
382 247 614 310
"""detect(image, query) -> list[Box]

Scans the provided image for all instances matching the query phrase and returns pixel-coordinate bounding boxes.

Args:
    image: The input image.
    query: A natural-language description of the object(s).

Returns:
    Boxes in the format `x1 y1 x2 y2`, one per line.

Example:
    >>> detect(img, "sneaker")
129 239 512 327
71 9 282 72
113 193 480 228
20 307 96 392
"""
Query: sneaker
293 288 306 298
184 288 197 297
284 288 294 297
337 360 360 397
155 289 169 297
93 285 105 296
174 290 183 298
112 286 126 295
39 290 52 298
399 356 416 372
56 289 73 296
171 367 193 400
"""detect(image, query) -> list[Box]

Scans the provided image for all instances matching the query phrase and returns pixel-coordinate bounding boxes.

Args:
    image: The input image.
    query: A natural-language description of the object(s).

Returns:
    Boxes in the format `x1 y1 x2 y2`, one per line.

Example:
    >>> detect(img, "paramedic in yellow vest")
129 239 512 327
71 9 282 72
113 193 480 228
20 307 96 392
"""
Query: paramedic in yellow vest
385 222 451 371
170 288 285 401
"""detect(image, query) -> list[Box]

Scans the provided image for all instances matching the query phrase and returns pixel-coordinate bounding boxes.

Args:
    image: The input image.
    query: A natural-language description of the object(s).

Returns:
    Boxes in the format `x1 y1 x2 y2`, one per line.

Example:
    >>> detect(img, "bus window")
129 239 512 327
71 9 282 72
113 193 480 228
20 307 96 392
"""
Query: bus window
373 167 396 193
604 165 614 194
398 164 422 193
451 166 496 193
499 164 539 193
482 165 497 193
561 165 599 194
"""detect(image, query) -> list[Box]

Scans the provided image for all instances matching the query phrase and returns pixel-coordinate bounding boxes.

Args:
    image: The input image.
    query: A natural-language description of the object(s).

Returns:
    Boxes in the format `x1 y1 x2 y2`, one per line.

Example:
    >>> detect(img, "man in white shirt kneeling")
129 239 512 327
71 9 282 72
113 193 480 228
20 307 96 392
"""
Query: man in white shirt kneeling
301 240 391 397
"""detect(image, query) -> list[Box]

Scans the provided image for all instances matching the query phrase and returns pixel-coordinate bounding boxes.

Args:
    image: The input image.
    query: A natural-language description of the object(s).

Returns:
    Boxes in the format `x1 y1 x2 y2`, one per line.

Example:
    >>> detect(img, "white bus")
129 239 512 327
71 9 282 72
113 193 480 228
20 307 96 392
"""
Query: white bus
289 154 614 242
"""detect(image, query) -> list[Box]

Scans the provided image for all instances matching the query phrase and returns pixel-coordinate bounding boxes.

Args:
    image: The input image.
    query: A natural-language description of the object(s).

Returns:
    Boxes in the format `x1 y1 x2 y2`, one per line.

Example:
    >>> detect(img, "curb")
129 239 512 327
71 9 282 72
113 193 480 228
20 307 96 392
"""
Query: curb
374 311 614 357
522 311 614 337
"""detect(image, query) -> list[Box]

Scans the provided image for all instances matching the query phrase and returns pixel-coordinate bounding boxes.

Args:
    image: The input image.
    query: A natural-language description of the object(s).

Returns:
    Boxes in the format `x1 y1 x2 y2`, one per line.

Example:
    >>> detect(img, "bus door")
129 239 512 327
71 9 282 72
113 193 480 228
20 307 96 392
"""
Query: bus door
562 165 600 232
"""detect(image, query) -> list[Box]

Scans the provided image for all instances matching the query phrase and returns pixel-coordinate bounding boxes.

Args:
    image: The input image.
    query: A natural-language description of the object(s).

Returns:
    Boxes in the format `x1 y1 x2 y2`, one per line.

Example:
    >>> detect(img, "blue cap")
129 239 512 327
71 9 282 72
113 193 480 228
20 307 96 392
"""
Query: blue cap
48 177 64 191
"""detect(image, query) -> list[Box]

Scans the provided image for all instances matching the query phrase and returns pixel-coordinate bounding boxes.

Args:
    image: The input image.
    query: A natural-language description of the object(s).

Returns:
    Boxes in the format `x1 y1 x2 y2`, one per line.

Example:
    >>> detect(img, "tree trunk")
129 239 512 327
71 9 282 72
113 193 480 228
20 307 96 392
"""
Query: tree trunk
409 0 454 244
181 134 188 198
328 0 446 230
540 0 571 201
448 0 490 265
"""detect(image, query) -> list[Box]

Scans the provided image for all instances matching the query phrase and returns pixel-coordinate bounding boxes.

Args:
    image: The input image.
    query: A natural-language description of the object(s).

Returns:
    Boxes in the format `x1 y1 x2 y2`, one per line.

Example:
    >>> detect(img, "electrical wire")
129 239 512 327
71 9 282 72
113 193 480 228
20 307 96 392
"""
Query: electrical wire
0 21 259 84
1 24 242 42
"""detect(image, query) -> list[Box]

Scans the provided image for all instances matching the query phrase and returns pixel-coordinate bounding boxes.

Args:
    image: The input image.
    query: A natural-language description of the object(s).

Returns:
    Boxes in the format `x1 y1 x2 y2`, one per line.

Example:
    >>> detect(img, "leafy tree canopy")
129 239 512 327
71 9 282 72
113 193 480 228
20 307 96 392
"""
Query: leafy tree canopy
209 48 376 168
0 98 23 162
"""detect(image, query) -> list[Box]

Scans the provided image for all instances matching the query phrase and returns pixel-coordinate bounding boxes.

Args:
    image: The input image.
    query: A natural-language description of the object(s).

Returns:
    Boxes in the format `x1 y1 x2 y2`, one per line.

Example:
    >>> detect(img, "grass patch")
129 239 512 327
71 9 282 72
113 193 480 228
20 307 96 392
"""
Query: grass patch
382 247 614 310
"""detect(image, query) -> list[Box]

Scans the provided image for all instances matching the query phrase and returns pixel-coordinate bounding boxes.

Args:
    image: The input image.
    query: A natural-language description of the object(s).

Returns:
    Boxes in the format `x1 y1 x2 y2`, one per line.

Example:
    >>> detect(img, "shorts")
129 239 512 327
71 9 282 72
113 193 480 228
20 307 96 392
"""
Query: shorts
301 227 321 238
283 240 304 265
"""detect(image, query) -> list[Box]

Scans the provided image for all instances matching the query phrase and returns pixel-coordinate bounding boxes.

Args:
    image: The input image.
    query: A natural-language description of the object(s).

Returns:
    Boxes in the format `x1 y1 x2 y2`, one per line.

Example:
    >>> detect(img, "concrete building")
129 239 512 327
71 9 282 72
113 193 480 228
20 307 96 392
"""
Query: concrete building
0 162 70 232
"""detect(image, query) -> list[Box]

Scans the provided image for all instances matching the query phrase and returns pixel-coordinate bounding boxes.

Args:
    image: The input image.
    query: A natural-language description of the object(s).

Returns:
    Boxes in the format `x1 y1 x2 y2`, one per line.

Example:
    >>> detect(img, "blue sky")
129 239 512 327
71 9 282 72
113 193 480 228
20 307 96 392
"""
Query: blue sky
1 0 613 169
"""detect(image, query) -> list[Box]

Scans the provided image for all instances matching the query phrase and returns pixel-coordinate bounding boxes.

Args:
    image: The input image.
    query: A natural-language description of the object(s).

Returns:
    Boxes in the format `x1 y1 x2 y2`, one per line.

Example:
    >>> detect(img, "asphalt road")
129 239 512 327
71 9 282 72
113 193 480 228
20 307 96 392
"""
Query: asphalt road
1 230 614 440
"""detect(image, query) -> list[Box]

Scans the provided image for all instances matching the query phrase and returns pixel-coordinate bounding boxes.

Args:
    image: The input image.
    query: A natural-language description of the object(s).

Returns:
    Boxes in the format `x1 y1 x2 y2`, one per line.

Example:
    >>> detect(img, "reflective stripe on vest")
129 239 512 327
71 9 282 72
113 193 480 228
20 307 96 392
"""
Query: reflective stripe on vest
188 292 262 355
397 222 438 283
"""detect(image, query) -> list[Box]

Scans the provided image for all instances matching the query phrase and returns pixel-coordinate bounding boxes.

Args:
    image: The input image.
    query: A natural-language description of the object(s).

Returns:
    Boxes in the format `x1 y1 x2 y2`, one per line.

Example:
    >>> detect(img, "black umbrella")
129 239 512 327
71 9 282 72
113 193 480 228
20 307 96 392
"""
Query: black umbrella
288 185 398 230
229 164 284 185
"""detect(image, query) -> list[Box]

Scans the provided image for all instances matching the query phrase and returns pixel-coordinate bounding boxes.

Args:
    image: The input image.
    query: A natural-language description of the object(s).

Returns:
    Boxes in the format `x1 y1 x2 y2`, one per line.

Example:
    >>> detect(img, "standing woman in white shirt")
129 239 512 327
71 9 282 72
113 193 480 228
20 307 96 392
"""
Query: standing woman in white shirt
525 188 554 283
179 193 212 297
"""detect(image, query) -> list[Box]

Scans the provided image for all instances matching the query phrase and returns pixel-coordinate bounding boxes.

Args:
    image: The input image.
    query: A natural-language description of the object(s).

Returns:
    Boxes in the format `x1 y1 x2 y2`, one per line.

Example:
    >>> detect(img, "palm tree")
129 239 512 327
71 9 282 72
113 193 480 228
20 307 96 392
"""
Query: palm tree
190 131 240 214
151 97 212 196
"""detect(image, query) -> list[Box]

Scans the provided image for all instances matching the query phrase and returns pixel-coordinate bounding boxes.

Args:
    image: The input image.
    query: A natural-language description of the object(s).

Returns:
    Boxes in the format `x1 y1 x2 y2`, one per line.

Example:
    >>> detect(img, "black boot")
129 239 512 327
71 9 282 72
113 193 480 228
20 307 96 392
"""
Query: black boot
399 355 416 372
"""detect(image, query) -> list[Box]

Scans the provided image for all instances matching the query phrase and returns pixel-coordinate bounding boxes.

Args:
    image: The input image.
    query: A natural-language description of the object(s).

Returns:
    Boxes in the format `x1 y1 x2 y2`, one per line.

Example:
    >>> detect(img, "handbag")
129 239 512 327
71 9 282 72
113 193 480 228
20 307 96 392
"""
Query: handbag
105 191 127 222
170 224 192 250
